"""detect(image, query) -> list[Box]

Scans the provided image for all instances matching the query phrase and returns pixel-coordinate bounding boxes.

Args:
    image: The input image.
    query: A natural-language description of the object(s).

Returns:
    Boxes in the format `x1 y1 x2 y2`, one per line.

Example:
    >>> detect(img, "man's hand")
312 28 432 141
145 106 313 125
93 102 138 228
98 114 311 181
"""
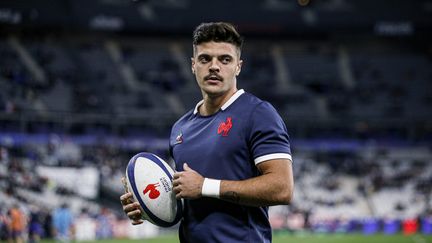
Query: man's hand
120 177 144 225
172 163 204 199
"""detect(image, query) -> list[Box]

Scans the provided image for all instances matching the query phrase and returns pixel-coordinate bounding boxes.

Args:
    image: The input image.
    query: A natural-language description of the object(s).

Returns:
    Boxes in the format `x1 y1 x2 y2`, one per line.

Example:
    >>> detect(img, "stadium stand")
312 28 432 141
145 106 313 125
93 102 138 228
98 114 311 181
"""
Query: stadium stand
1 35 430 136
0 0 431 240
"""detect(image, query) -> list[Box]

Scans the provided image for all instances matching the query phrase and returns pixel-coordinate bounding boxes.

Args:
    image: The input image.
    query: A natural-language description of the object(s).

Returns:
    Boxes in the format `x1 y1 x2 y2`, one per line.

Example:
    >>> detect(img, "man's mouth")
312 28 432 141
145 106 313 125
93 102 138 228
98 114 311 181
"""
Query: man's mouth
204 74 223 82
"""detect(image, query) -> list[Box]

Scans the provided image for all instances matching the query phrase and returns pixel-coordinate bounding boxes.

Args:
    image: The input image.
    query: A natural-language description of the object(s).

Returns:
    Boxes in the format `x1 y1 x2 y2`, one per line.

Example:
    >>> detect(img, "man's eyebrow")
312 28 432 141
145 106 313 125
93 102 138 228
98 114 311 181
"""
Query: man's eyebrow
197 53 233 58
197 53 211 58
219 54 233 58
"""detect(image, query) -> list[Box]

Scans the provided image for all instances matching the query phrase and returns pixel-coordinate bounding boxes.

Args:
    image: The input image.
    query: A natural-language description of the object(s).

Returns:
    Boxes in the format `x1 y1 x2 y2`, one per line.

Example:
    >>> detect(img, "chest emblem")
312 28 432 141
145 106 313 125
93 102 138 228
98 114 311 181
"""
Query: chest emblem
218 117 233 137
174 132 183 144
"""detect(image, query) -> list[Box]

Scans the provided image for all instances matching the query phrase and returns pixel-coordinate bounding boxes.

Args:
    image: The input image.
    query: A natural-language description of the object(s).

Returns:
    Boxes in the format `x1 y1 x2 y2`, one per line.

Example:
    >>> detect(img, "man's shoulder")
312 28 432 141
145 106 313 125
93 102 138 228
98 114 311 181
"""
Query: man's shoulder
241 91 263 104
230 91 264 110
172 109 194 128
236 91 276 114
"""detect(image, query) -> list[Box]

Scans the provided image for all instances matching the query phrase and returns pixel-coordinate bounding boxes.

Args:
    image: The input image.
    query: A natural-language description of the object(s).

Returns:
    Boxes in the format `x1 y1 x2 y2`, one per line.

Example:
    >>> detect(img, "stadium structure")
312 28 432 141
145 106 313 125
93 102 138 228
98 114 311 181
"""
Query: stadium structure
0 0 431 241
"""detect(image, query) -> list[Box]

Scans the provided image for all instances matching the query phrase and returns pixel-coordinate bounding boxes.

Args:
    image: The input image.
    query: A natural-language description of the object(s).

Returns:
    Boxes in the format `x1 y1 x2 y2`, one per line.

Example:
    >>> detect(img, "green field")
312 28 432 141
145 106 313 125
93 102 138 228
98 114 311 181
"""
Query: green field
39 233 432 243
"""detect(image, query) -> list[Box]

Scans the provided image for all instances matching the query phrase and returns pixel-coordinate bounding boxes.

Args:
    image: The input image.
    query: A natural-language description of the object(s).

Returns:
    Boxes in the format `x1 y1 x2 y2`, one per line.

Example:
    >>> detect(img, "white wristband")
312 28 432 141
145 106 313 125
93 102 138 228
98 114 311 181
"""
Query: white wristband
201 178 221 198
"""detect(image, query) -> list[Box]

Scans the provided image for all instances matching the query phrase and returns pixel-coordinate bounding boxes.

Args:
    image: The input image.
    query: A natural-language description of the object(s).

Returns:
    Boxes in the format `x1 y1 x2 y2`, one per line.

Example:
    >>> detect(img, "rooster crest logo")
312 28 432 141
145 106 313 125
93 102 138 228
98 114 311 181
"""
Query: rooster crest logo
174 132 183 145
143 182 160 199
218 117 233 137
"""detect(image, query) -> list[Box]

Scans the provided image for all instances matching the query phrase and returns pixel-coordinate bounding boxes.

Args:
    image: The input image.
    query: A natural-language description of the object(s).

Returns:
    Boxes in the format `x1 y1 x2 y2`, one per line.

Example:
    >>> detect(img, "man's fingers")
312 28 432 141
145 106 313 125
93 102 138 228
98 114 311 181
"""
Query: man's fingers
121 177 129 193
127 209 142 219
132 220 144 225
120 177 145 225
183 163 191 171
123 202 140 212
173 184 180 193
173 172 181 179
172 178 180 187
120 192 132 201
120 192 134 205
173 179 183 199
124 202 144 223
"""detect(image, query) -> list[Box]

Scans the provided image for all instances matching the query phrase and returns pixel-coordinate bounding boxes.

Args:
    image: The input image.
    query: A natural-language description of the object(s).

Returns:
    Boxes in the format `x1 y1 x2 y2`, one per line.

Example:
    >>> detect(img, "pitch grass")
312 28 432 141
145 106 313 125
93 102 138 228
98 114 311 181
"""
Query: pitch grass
40 233 432 243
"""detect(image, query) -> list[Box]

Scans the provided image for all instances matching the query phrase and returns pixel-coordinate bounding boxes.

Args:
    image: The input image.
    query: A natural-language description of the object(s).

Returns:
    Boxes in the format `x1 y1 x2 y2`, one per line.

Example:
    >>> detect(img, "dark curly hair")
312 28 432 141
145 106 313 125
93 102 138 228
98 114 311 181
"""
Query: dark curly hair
192 22 244 54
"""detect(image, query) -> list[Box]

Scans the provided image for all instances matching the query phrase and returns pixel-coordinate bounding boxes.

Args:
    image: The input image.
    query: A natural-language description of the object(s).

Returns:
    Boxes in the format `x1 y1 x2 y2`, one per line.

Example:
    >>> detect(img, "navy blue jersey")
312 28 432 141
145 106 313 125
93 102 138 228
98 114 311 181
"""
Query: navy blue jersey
169 89 292 243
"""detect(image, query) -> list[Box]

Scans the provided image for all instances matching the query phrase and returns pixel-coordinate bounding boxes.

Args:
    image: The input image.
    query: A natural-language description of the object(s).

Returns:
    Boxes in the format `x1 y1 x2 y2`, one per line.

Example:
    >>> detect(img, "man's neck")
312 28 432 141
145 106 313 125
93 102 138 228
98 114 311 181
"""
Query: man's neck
199 89 237 116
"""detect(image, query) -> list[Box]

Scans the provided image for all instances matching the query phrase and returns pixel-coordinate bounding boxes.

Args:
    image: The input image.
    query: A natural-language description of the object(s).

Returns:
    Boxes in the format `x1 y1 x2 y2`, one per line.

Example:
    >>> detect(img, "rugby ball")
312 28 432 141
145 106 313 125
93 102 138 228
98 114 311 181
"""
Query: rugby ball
125 152 183 227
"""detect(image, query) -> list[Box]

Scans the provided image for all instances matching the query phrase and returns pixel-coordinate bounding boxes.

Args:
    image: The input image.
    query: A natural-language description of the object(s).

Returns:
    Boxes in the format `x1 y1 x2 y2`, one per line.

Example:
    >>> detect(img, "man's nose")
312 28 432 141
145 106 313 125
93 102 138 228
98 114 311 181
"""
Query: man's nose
209 58 220 72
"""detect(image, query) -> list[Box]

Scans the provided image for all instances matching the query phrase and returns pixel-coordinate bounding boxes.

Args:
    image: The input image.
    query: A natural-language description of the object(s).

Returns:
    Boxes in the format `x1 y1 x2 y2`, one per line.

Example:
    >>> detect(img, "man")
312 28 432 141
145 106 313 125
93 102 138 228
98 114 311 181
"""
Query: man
52 203 74 243
8 204 26 243
120 22 294 242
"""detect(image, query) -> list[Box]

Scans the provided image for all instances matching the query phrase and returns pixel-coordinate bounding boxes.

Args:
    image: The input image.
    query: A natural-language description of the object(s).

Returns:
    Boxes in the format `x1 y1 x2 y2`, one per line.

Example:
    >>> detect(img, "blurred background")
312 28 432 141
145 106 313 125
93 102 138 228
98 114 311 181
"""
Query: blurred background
0 0 431 242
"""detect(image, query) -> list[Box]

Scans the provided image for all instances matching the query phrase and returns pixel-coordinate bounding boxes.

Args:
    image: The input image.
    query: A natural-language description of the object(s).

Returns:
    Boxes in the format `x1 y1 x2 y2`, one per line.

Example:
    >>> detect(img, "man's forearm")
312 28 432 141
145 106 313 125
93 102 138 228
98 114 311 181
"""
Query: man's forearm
219 160 293 207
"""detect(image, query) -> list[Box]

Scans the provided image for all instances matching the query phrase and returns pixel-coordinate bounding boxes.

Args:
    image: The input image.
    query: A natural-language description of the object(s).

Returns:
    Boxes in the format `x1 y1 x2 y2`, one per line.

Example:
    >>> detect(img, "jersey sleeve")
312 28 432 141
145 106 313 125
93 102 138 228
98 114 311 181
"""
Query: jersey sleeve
169 125 176 159
248 101 292 165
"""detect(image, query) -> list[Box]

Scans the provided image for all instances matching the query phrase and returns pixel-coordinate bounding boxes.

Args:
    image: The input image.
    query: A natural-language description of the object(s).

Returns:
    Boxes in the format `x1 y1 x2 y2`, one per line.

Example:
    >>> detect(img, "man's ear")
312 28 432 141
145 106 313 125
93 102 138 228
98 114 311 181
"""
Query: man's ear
236 60 243 76
191 57 195 73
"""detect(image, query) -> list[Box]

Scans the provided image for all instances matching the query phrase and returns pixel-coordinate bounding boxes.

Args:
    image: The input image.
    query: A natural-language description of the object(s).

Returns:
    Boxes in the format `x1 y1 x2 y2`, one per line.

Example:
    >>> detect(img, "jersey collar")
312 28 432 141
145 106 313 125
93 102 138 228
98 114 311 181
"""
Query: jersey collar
193 89 245 115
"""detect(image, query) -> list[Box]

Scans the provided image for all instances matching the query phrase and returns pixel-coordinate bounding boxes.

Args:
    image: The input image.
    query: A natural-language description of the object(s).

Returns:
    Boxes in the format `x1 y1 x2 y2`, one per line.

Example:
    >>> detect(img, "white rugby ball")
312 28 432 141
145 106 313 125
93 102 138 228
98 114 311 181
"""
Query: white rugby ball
125 152 182 227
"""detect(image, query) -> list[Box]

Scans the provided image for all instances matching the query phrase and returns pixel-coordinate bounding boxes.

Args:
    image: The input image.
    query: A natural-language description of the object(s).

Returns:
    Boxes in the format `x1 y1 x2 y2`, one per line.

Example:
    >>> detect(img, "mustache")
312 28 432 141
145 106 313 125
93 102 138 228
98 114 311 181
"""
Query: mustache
204 73 223 81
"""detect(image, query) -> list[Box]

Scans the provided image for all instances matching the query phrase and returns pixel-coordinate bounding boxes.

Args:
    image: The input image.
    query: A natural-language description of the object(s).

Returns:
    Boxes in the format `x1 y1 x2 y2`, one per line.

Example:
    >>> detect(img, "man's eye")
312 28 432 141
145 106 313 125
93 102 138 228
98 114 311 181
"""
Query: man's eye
221 57 231 64
199 57 210 63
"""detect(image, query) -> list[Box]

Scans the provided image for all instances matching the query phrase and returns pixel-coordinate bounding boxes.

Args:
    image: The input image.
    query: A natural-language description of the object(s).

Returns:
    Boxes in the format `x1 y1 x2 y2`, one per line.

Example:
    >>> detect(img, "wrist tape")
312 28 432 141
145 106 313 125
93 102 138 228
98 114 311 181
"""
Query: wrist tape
201 178 221 198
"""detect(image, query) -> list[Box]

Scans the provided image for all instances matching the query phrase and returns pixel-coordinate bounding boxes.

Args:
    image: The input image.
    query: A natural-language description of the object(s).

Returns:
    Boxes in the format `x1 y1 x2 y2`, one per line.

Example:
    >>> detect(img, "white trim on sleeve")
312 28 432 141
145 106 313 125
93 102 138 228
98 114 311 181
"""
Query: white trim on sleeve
254 153 292 165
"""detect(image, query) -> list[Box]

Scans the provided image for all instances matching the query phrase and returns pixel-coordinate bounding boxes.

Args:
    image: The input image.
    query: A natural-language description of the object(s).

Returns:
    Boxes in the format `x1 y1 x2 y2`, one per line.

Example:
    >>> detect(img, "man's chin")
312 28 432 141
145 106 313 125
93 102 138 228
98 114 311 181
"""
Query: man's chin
201 86 227 97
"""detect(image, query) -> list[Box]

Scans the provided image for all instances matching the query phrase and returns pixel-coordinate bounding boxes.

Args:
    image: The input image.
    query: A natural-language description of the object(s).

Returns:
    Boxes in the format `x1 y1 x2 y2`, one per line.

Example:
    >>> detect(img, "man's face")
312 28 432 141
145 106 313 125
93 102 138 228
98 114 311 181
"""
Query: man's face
191 41 242 98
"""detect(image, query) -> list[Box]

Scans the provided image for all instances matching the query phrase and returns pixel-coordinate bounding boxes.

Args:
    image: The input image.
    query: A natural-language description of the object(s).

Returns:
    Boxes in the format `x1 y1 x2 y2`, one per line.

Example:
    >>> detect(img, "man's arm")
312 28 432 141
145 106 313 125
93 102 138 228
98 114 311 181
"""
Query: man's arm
172 159 294 207
221 159 293 206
